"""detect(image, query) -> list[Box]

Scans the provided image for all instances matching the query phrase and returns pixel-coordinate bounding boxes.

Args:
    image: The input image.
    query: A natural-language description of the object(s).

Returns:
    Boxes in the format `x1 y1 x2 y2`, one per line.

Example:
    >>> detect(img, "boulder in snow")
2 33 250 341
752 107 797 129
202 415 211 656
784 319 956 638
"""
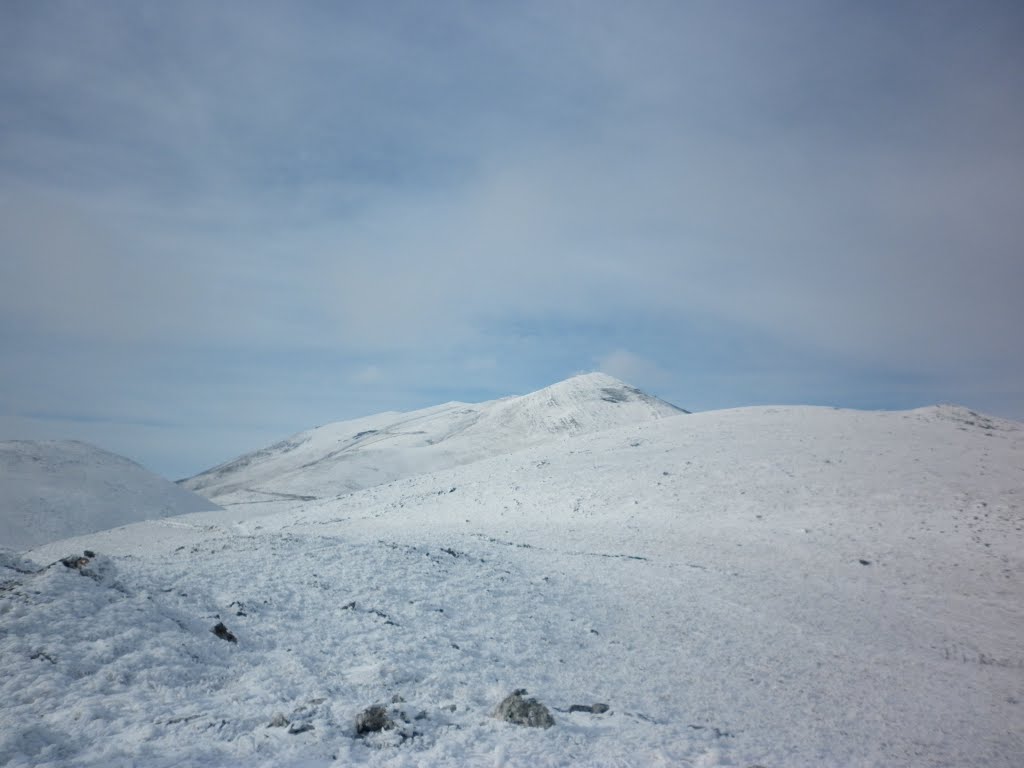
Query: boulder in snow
355 704 396 735
211 622 237 643
494 690 555 728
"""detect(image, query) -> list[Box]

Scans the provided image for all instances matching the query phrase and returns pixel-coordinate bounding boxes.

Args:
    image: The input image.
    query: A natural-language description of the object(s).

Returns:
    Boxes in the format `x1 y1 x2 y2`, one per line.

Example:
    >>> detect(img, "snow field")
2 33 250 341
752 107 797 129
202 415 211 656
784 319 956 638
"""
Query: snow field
4 399 1023 766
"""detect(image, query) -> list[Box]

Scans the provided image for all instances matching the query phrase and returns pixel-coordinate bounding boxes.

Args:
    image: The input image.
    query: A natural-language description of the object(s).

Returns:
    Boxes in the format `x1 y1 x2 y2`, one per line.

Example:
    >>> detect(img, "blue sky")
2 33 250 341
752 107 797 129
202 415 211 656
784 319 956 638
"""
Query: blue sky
2 1 1022 479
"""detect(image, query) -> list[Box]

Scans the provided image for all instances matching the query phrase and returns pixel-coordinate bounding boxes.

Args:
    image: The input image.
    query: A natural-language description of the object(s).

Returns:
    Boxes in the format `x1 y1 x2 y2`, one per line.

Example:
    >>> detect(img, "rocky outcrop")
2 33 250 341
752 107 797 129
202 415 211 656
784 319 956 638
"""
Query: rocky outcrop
494 690 554 728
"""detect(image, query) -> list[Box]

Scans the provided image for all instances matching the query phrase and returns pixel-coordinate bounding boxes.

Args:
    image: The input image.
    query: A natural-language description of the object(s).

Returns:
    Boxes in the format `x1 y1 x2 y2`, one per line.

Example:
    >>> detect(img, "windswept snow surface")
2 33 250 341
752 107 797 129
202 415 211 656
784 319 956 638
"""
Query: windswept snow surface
3 402 1023 766
182 373 686 507
0 440 220 550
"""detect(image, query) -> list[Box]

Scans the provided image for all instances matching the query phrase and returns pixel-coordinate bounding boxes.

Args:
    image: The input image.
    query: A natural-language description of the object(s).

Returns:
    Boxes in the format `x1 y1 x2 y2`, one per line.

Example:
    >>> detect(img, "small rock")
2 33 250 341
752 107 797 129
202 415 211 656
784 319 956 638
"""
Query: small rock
494 691 555 728
859 559 871 566
211 622 237 643
288 722 314 735
60 554 91 570
355 705 396 735
267 713 289 728
568 702 609 714
83 550 96 558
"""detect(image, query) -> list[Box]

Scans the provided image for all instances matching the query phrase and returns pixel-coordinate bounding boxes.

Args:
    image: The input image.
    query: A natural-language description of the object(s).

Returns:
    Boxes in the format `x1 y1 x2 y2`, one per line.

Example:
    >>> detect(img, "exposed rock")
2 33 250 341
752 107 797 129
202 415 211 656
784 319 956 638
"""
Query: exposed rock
288 722 314 734
569 702 609 714
494 690 555 728
60 553 92 570
267 713 289 728
211 622 237 643
57 551 110 581
355 704 396 735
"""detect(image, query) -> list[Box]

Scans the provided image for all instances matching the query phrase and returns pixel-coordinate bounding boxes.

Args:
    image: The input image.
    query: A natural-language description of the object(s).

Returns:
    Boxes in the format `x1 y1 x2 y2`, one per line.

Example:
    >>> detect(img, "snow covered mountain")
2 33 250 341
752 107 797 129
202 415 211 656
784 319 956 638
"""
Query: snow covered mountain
2 392 1022 766
182 372 687 506
0 440 220 551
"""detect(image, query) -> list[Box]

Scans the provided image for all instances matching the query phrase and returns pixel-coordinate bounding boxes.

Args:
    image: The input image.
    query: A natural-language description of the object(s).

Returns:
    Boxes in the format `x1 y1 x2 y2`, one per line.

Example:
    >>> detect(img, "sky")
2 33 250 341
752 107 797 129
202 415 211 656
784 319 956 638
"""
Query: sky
1 0 1022 479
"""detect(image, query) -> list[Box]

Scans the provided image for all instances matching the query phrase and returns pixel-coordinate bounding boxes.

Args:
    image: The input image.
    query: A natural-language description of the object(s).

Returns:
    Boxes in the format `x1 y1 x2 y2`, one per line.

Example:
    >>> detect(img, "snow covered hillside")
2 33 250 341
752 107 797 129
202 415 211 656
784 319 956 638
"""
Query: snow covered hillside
3 395 1023 766
0 440 221 551
182 372 686 507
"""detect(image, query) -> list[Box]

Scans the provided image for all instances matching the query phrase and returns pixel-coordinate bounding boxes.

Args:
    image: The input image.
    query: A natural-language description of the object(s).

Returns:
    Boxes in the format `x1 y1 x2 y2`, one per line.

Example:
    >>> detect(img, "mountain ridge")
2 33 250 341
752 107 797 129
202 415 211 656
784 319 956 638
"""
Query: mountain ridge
182 372 687 504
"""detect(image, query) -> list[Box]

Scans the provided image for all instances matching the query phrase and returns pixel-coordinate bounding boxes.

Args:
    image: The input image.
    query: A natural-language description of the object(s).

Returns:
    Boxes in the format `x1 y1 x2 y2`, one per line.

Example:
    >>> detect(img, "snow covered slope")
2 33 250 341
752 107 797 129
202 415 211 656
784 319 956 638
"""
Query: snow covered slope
5 402 1022 767
0 440 220 551
182 372 687 506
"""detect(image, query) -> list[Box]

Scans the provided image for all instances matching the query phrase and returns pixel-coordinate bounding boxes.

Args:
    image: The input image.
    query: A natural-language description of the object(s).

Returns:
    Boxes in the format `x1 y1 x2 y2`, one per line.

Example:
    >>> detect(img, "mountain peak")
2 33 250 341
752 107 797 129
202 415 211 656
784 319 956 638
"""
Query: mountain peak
183 373 687 504
529 372 687 412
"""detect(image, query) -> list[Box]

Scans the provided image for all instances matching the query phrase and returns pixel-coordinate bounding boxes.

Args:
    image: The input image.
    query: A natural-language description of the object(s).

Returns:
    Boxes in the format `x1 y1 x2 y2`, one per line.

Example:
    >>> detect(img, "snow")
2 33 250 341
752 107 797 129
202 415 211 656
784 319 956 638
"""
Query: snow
2 378 1023 766
0 440 221 550
182 372 685 508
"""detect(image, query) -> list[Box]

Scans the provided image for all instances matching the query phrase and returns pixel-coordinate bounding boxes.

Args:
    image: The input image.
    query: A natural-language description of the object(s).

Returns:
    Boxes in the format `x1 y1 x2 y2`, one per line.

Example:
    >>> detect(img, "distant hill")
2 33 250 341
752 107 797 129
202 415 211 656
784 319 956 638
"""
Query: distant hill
182 372 687 505
0 440 221 550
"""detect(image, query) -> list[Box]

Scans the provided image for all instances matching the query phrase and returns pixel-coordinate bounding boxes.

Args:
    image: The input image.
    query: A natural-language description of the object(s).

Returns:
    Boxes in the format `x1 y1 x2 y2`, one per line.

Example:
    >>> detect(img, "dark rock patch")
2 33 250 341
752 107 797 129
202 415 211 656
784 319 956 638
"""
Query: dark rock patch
689 724 734 738
568 702 609 714
60 554 91 570
355 705 396 735
494 690 555 728
211 622 237 643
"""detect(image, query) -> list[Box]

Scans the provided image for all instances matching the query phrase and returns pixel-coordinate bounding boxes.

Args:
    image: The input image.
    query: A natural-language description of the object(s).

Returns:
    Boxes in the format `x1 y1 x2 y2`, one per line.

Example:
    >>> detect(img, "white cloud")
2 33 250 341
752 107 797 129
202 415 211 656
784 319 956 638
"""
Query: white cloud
350 365 384 384
595 350 671 389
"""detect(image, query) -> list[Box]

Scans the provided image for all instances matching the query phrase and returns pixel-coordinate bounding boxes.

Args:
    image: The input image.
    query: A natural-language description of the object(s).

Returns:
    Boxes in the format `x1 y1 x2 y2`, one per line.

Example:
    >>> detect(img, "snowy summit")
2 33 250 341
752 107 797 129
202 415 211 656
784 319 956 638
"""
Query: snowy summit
2 376 1022 767
182 372 686 506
